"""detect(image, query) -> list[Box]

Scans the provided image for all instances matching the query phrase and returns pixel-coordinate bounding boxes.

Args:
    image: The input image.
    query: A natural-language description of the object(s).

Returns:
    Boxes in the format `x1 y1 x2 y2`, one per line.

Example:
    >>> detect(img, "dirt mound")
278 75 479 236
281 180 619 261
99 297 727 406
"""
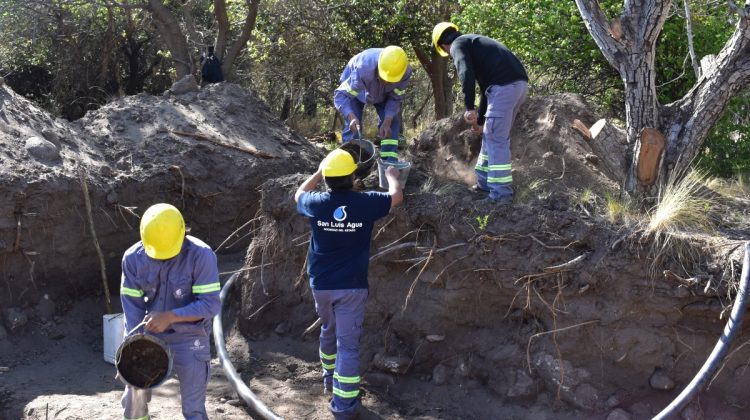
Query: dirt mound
0 82 322 309
409 93 620 203
234 95 749 418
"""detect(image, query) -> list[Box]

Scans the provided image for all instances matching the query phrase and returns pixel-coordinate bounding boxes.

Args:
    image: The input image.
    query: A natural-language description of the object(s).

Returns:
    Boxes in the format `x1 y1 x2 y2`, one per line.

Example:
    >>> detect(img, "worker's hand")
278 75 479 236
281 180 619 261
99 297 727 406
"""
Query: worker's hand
379 117 393 139
348 114 360 136
385 166 400 181
472 123 483 134
464 110 478 125
144 311 176 333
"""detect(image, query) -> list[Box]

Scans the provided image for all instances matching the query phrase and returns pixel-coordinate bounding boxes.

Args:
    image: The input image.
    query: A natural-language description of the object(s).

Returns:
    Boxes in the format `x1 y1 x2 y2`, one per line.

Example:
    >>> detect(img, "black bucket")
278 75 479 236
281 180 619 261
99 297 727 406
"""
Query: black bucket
116 333 173 389
340 139 375 178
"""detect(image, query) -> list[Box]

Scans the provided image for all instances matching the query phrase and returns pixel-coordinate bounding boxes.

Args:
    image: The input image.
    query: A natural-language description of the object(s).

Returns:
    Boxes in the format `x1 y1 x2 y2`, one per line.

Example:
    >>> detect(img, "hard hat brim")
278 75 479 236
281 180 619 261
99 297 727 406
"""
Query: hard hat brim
432 22 458 58
378 67 407 83
144 232 185 260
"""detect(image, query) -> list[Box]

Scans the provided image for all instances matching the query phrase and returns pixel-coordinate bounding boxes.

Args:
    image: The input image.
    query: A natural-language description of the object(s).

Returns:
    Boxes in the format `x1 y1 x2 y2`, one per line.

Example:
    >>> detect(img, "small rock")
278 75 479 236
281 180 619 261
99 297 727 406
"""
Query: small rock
170 75 199 95
606 394 621 408
3 307 28 331
542 151 554 159
365 372 395 387
0 325 7 340
425 334 445 343
25 136 60 161
680 399 704 420
274 322 290 335
649 368 675 390
573 382 600 409
36 294 55 320
431 364 449 386
41 128 60 147
606 408 633 420
373 353 411 374
506 370 536 399
584 153 600 163
455 357 471 378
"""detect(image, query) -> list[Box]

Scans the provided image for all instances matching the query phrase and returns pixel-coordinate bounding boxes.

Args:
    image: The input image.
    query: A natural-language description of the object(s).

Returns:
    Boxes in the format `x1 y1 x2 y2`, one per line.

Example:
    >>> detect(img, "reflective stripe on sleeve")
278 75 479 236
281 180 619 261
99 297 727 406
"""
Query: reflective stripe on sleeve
338 81 359 97
121 287 144 298
393 88 406 95
192 282 221 294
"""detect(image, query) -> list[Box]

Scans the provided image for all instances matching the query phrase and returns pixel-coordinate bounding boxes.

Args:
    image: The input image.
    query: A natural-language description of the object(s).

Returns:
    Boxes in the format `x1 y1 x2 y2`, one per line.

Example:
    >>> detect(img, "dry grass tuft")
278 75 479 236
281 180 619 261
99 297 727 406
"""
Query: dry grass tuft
646 169 713 234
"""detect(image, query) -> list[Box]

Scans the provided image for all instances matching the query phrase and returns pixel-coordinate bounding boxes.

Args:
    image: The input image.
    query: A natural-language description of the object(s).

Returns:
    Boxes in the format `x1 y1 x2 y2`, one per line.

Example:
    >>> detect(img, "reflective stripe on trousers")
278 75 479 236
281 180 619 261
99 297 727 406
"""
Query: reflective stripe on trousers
475 81 528 200
340 101 400 163
313 288 368 420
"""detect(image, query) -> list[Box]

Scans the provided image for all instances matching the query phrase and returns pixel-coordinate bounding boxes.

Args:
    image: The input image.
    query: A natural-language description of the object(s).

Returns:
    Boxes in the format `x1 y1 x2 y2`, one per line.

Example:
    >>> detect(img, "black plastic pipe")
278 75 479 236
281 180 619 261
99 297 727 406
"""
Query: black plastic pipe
213 273 283 420
653 241 750 419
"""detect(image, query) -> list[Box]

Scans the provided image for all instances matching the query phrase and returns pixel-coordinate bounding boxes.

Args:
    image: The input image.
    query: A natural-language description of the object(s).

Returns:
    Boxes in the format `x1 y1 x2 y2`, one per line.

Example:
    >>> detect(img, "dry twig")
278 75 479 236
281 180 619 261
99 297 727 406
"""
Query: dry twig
79 168 112 313
526 320 600 373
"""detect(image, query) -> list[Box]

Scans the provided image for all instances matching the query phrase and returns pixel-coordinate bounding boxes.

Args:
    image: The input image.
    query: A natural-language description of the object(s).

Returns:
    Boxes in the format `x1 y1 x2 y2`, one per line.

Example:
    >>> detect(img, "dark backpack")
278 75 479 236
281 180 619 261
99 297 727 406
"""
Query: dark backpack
201 54 224 83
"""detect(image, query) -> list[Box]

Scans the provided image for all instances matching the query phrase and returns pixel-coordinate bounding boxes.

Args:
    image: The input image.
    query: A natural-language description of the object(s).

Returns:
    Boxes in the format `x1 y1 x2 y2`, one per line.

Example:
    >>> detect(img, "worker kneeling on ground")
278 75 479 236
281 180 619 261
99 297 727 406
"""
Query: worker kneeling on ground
334 45 412 162
295 150 403 419
433 22 529 204
120 203 220 420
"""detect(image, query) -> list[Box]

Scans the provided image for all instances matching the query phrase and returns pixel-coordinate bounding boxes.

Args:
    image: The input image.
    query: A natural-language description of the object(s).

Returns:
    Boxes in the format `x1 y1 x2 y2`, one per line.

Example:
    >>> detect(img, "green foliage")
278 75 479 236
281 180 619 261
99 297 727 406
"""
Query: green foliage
475 214 489 231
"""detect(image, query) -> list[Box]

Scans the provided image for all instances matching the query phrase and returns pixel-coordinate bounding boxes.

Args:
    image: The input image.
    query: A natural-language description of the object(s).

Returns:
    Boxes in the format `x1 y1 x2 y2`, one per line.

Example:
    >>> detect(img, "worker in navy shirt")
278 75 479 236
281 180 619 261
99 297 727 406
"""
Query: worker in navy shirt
295 149 403 419
432 22 528 204
120 203 220 420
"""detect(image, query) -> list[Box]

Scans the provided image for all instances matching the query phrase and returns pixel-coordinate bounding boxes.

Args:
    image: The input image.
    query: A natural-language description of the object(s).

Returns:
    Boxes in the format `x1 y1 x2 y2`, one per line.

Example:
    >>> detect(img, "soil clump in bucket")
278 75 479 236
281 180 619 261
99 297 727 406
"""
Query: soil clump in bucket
116 335 170 389
340 139 374 178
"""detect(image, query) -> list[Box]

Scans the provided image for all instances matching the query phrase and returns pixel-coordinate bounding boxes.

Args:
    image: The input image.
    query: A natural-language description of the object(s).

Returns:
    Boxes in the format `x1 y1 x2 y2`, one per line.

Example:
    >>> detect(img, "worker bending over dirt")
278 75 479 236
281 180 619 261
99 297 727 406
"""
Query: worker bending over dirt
334 46 412 163
433 22 529 204
295 150 403 419
119 203 221 420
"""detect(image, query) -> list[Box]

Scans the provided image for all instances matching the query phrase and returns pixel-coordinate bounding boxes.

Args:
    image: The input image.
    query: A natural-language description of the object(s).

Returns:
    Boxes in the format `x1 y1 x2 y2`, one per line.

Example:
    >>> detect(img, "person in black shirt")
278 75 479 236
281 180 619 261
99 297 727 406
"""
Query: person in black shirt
432 22 528 204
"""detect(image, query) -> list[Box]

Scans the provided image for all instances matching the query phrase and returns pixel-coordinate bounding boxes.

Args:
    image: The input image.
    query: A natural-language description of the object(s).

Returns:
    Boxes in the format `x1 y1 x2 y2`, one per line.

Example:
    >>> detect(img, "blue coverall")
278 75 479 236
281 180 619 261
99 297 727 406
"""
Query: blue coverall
333 48 412 162
120 235 221 420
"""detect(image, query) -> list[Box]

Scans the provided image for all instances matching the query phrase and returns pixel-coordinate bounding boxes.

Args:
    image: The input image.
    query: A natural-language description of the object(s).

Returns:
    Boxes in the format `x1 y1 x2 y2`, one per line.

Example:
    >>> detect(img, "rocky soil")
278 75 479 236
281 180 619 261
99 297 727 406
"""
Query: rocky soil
1 80 749 419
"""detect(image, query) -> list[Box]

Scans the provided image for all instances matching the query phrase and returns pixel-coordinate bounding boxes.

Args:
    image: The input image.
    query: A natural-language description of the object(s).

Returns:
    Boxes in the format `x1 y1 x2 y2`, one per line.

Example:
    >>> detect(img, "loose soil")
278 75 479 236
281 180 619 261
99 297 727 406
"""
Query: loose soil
1 82 750 419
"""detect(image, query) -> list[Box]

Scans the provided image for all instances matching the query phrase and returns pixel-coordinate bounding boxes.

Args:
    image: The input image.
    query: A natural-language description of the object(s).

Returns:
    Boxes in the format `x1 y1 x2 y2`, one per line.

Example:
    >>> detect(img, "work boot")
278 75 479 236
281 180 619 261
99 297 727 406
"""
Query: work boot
474 196 512 206
469 184 490 194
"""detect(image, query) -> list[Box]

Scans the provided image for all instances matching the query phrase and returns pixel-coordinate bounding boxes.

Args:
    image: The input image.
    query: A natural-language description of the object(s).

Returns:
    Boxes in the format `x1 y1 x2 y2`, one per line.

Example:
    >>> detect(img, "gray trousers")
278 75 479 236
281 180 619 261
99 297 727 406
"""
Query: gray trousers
475 81 528 200
313 288 368 420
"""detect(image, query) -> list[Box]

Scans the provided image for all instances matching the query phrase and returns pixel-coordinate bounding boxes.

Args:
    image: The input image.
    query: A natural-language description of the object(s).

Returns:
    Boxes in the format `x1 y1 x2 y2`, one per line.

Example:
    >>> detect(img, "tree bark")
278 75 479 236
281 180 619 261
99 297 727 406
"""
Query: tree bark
148 0 193 79
576 0 750 197
414 46 452 120
218 0 260 80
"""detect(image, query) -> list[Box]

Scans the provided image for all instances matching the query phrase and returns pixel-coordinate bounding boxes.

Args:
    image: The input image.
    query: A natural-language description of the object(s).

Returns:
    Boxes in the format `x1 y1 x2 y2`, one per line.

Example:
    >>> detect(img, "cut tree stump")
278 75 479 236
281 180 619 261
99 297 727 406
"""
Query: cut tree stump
589 119 627 182
637 128 666 186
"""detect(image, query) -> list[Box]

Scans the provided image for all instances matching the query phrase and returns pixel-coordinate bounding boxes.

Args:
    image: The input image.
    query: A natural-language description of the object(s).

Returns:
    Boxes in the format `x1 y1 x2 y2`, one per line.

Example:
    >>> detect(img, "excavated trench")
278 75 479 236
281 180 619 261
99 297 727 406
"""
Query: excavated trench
1 81 749 418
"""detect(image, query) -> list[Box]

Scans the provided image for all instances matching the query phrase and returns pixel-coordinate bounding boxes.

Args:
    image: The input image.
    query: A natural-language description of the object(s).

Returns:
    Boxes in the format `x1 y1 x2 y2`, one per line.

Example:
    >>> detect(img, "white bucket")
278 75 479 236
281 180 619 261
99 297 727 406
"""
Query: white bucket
103 313 125 365
377 159 411 189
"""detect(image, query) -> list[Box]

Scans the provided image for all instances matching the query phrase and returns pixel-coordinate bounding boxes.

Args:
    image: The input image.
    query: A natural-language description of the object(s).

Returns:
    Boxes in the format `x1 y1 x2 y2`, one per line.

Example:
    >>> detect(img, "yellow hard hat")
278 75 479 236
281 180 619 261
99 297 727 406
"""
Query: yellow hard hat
432 22 459 57
322 149 357 177
378 46 408 83
140 203 185 260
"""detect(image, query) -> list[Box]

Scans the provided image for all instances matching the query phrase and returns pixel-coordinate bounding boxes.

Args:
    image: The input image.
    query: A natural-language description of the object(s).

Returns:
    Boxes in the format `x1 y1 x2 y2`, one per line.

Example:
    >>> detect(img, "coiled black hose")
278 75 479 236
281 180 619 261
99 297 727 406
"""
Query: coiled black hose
213 273 283 420
653 242 750 419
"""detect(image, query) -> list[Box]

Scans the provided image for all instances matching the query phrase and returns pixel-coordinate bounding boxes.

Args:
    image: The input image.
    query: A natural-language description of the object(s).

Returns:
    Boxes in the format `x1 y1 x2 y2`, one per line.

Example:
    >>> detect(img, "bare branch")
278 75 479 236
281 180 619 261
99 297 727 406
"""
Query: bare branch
574 0 626 70
221 0 260 78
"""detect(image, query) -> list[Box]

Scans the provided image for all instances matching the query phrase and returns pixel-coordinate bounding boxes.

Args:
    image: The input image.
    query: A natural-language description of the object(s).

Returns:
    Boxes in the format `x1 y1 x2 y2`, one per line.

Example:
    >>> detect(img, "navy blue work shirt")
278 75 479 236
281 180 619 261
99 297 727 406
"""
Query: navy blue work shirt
297 190 392 290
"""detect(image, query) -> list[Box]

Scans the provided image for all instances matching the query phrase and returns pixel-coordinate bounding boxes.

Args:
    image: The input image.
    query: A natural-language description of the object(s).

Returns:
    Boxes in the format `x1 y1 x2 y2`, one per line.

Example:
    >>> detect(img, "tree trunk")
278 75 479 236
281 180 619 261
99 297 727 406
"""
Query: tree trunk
414 47 452 120
216 0 260 80
149 0 192 79
576 0 750 198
